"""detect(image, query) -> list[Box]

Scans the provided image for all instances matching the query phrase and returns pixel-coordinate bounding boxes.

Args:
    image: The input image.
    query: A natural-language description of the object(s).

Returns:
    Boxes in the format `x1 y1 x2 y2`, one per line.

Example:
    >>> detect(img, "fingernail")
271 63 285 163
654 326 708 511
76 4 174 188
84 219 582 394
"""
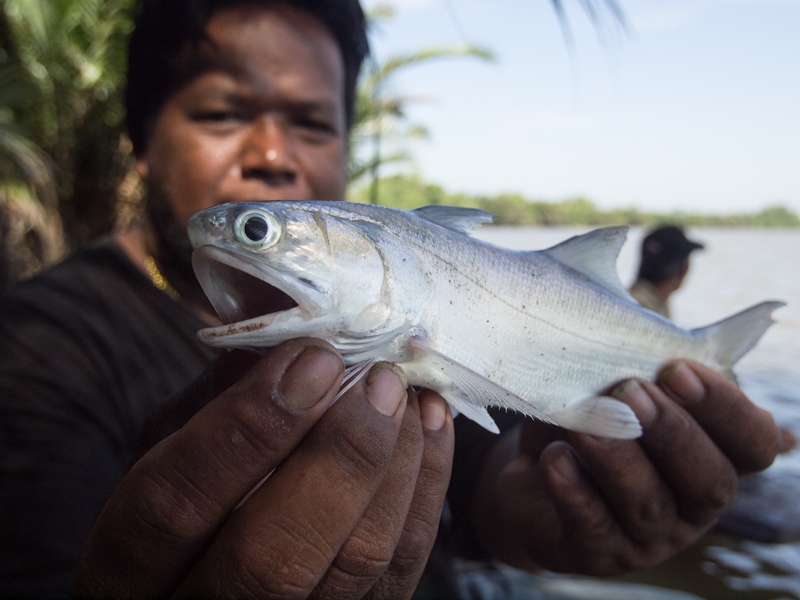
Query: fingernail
551 450 579 484
612 379 658 427
420 394 447 431
659 361 705 405
366 363 407 417
280 346 344 409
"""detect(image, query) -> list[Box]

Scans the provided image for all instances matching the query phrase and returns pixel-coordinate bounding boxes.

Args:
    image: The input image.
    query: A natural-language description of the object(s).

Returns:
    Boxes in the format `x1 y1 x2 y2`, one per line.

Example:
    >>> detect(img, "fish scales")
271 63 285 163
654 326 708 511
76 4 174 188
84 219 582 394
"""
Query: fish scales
394 220 699 412
188 200 784 437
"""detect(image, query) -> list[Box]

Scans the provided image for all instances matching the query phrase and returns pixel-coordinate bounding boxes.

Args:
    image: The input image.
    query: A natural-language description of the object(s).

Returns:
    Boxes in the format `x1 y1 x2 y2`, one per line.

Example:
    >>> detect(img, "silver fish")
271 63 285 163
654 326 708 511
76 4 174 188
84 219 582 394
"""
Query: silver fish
188 201 783 438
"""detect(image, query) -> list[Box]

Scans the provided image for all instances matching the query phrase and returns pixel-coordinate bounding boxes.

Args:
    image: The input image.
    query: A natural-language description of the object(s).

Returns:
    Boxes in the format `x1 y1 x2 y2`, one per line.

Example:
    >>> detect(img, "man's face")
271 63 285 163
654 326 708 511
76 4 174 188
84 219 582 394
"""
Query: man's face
136 3 348 234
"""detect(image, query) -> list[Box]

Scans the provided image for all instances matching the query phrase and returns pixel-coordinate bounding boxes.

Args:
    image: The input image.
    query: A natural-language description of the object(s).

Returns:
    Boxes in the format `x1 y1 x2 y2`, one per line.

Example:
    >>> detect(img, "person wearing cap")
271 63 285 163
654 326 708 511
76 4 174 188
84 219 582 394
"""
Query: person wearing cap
629 225 704 319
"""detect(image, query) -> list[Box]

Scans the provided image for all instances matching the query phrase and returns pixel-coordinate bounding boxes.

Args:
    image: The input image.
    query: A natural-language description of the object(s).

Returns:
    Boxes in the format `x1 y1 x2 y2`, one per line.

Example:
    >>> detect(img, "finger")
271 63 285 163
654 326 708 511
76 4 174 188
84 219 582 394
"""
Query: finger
566 379 691 546
310 389 424 599
567 430 680 550
780 426 798 454
657 360 783 473
73 339 344 599
138 349 261 454
623 377 738 526
538 441 632 575
174 362 408 599
367 390 454 600
518 417 568 459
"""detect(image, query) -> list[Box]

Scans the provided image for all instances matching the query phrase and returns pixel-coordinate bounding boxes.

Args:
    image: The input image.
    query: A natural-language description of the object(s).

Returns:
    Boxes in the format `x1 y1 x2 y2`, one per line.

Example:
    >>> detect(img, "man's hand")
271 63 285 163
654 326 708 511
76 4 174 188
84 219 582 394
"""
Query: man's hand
472 359 792 576
73 339 454 599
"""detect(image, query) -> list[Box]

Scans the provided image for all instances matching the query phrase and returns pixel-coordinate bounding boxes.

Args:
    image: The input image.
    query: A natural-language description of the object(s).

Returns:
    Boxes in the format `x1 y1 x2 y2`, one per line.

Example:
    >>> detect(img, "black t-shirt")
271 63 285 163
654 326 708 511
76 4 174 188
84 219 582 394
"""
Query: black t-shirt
0 239 511 598
0 240 218 597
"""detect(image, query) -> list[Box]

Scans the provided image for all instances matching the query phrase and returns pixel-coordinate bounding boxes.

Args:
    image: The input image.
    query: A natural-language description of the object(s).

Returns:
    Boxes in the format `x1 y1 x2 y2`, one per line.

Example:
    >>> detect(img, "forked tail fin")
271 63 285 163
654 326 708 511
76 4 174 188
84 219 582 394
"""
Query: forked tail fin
692 301 785 377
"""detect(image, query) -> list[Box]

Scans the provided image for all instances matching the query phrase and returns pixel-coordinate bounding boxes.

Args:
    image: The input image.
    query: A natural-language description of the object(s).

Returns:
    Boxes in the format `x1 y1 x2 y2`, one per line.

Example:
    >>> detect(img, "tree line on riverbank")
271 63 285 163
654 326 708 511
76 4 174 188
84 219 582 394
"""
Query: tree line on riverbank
348 174 800 228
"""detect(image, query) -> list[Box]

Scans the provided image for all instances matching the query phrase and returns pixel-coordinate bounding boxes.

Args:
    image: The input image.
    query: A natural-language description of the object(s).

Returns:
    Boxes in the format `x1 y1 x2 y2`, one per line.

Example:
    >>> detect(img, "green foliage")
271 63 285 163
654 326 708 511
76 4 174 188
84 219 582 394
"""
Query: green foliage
348 174 450 210
751 206 800 227
349 173 800 228
0 0 136 247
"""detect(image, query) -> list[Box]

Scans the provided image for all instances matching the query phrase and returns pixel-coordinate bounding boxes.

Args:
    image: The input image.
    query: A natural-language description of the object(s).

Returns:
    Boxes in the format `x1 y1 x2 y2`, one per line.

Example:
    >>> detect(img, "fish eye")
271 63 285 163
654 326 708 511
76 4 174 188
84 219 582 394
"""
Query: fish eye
233 209 281 250
244 216 267 241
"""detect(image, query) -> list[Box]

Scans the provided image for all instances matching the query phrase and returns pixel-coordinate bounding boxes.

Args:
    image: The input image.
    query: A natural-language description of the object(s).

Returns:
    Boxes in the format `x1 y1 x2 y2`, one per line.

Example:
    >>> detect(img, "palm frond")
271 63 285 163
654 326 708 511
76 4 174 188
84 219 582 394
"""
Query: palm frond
0 125 56 205
550 0 627 50
349 33 493 192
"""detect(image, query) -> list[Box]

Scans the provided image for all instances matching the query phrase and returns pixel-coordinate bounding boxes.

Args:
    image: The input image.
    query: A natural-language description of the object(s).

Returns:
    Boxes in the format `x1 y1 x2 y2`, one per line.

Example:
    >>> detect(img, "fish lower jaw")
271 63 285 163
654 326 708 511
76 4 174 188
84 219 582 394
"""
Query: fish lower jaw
197 306 319 347
197 319 277 347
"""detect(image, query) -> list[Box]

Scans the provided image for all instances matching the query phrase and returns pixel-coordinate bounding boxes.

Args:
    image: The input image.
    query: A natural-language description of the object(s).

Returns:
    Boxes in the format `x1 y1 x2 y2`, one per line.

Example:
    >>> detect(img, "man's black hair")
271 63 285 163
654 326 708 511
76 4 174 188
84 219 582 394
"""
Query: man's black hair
125 0 369 156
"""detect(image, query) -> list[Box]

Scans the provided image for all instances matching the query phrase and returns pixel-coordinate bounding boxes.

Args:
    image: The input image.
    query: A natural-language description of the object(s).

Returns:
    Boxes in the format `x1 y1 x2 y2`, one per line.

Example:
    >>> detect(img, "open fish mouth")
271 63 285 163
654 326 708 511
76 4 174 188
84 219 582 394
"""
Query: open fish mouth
192 246 328 339
197 257 297 324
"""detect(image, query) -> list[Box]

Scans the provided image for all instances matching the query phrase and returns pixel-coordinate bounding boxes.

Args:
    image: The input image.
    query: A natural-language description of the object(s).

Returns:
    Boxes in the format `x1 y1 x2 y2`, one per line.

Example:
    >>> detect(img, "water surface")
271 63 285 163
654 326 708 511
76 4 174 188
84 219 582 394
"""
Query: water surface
471 226 800 600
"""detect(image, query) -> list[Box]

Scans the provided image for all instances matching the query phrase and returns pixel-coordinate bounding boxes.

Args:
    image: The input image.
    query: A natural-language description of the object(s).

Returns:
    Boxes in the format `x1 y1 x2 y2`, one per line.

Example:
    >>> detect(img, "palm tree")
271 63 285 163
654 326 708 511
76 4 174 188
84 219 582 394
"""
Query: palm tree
348 5 493 204
0 0 135 288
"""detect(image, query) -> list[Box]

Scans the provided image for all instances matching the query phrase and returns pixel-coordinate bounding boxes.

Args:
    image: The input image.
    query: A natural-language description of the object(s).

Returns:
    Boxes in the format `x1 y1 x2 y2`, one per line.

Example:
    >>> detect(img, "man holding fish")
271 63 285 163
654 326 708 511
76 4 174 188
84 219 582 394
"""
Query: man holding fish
0 0 792 597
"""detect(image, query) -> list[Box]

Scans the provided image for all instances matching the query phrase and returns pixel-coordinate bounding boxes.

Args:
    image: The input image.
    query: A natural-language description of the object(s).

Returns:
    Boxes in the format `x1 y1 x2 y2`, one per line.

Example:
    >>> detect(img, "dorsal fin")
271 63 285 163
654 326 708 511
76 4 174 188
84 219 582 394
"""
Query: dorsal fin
414 205 494 234
540 226 635 302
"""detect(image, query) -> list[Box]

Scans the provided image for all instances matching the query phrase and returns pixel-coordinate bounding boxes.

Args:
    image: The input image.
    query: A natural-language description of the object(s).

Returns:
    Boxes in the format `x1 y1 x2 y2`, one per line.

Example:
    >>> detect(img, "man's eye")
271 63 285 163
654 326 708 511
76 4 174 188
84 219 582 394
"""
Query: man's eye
193 110 242 122
293 117 336 133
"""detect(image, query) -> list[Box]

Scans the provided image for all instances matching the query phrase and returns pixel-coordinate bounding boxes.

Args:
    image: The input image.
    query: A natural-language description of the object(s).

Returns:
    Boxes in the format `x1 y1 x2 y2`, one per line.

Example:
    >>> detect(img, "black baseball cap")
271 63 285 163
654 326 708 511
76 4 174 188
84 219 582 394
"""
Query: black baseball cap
642 226 704 260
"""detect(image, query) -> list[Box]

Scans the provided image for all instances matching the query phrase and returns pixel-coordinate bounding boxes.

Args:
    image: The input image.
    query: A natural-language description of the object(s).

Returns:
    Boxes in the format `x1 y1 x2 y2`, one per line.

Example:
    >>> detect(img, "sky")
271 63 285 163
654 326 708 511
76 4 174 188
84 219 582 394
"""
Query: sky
359 0 800 215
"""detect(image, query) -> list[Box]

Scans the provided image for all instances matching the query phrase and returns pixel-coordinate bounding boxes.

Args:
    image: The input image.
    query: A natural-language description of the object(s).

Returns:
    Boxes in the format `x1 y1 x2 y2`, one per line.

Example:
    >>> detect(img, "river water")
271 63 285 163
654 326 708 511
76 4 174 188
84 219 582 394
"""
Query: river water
468 226 800 600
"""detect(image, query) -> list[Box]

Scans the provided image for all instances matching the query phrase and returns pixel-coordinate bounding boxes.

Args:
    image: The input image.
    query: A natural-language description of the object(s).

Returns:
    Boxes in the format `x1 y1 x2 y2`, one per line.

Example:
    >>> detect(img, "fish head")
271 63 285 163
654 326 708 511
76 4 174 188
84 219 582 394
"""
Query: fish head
188 201 422 353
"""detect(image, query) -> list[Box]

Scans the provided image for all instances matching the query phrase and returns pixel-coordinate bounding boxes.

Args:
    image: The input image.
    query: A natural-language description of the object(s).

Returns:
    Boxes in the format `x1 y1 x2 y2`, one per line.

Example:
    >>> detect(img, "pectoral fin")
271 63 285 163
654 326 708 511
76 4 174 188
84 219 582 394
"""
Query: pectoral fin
333 360 377 403
548 396 642 439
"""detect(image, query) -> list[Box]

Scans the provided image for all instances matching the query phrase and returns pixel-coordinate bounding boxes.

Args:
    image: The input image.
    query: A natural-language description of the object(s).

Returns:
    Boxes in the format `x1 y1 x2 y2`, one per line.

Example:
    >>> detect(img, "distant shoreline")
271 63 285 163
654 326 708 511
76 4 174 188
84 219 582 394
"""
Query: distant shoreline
349 174 800 228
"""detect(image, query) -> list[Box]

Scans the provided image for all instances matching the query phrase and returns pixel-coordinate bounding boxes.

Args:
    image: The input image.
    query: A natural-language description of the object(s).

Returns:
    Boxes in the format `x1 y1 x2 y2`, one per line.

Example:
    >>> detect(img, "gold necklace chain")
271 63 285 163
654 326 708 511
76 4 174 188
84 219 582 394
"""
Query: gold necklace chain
143 255 181 301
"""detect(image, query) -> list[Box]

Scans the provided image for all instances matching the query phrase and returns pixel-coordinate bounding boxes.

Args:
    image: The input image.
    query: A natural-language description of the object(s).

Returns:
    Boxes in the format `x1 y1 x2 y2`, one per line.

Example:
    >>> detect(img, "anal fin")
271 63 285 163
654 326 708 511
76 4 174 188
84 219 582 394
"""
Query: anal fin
441 392 500 434
408 337 553 434
549 396 642 439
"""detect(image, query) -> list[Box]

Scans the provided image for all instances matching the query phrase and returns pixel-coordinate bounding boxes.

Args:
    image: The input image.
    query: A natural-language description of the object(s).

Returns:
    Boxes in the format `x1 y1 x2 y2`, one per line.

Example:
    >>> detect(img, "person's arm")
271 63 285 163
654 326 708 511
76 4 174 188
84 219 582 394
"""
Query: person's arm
73 338 454 598
470 359 793 575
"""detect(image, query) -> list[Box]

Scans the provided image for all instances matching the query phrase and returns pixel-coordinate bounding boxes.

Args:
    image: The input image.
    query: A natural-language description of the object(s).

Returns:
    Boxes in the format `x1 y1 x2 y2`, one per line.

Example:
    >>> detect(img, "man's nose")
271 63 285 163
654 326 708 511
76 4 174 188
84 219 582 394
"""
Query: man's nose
240 115 297 186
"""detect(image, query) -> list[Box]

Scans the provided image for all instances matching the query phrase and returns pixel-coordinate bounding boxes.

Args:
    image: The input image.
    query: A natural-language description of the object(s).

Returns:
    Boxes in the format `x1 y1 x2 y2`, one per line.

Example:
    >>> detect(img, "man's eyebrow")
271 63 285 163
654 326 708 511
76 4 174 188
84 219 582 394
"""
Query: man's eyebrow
192 82 338 112
179 39 343 111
